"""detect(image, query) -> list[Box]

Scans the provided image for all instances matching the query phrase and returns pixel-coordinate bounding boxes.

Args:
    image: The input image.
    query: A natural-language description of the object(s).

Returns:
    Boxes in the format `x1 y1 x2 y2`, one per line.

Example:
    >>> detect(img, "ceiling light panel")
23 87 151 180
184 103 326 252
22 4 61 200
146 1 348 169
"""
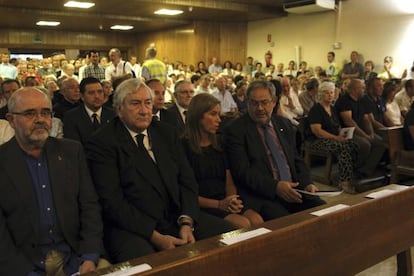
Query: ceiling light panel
154 9 183 15
64 1 95 9
36 21 61 26
110 25 134 30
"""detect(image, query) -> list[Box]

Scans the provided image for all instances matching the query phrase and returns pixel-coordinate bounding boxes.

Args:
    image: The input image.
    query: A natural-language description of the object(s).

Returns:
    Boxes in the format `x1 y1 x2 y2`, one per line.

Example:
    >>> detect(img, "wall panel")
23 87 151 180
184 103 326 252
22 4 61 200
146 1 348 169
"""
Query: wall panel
0 22 247 68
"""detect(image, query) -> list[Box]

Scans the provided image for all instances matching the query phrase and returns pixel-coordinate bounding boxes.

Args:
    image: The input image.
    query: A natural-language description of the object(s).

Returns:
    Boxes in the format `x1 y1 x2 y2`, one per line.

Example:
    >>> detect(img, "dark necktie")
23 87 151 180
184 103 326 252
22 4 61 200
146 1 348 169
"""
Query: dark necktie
136 133 155 163
92 113 100 130
263 125 291 181
183 110 187 123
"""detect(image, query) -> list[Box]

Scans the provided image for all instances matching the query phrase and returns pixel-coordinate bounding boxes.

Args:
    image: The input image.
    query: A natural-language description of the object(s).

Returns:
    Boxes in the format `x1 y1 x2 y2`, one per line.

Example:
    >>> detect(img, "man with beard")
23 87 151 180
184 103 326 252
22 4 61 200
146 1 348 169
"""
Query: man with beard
0 87 106 275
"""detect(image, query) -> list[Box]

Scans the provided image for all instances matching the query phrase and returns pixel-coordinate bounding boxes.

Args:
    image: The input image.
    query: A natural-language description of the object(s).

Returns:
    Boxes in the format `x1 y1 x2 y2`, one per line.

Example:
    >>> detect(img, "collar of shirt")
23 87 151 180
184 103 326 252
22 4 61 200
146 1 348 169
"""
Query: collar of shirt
84 105 102 120
124 124 149 147
175 103 187 120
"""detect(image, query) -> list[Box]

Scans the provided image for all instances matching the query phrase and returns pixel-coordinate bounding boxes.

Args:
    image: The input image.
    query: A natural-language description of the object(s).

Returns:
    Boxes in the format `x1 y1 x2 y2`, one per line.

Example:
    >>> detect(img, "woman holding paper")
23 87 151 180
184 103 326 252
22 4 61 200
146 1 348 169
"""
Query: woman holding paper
181 93 263 228
306 81 359 194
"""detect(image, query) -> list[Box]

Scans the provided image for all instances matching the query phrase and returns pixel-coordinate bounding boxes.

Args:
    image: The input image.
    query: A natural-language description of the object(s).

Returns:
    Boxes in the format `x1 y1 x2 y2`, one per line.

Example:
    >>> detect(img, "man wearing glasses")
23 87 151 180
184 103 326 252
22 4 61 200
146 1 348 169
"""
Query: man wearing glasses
0 87 106 275
224 80 325 221
164 80 195 134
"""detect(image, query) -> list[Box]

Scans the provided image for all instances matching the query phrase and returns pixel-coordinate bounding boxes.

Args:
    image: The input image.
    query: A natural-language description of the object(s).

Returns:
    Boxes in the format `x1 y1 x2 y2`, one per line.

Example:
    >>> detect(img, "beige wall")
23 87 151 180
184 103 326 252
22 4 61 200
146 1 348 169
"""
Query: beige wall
247 0 414 74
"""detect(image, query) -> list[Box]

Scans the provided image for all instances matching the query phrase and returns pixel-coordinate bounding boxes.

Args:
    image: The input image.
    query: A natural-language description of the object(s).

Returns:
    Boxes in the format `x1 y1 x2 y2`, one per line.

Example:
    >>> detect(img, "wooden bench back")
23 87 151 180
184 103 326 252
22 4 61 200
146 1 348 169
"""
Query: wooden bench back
92 187 414 276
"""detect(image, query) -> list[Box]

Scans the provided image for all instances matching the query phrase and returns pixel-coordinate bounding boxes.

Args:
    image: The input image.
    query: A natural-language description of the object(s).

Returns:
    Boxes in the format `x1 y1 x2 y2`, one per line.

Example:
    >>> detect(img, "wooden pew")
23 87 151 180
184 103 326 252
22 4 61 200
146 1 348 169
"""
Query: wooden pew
378 125 404 162
378 126 414 183
90 186 414 276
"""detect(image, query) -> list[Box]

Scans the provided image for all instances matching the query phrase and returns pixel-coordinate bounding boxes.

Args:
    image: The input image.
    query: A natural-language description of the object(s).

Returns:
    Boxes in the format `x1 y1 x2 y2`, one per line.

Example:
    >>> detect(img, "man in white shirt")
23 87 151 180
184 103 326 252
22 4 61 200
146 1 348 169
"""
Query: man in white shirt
105 48 134 82
0 53 17 80
208 57 222 75
130 55 142 79
212 77 238 116
279 77 303 126
395 79 414 117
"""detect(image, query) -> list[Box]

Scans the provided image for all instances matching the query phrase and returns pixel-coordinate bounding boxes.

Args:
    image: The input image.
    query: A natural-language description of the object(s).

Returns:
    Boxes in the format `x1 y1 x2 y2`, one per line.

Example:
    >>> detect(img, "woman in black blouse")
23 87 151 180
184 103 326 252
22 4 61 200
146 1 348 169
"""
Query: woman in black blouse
307 81 359 193
182 93 263 228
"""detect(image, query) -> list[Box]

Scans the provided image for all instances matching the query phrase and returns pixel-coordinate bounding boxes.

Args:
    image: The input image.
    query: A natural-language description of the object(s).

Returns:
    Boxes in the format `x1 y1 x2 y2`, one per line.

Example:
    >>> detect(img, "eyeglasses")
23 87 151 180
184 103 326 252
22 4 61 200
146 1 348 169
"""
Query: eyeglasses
248 99 273 108
11 109 53 119
178 90 195 95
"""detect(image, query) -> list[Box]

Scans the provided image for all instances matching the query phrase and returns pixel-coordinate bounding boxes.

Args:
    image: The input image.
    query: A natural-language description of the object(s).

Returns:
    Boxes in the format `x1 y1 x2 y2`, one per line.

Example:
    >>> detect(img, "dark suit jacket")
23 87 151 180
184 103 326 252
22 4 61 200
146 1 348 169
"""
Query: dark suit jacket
0 137 104 275
223 114 312 200
164 104 185 134
63 105 115 146
85 117 199 240
0 105 8 120
53 98 81 120
158 108 169 121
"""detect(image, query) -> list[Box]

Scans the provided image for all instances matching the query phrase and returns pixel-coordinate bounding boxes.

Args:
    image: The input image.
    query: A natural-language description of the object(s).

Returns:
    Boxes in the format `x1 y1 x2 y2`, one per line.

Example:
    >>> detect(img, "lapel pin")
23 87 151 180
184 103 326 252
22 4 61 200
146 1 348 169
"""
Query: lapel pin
280 128 284 132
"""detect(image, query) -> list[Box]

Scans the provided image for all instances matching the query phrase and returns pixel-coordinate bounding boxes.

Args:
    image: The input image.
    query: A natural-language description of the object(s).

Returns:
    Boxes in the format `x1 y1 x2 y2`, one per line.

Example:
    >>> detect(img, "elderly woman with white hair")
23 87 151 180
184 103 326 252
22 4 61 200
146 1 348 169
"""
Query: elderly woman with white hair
306 81 359 193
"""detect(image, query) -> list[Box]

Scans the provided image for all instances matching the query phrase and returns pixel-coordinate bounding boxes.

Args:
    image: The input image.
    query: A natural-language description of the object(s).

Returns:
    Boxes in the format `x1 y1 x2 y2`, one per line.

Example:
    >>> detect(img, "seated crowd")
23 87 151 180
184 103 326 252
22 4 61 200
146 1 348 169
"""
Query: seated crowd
1 47 414 275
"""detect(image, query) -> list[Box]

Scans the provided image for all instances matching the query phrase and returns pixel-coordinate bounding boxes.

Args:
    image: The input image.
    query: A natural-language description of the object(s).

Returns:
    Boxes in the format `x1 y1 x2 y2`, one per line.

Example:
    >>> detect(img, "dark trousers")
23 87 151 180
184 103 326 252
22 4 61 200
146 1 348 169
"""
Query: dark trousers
240 189 325 221
104 212 236 263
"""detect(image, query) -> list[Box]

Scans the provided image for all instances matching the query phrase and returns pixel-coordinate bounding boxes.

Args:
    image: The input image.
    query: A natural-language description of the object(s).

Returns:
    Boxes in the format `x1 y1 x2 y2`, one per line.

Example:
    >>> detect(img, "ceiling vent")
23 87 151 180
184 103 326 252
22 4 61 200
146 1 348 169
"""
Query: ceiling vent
284 0 335 14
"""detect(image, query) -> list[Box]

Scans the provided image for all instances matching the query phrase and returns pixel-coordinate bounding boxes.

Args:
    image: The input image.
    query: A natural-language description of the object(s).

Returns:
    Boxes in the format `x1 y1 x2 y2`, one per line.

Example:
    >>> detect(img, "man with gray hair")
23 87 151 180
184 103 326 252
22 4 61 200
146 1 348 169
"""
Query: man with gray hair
224 80 325 221
105 48 134 82
86 78 234 262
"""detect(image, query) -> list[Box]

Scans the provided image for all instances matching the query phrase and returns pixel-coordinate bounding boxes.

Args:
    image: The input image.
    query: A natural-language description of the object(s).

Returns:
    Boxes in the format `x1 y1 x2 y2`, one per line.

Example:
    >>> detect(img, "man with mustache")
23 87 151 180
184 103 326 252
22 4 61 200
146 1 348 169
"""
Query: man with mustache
0 87 106 275
224 80 325 221
86 78 234 262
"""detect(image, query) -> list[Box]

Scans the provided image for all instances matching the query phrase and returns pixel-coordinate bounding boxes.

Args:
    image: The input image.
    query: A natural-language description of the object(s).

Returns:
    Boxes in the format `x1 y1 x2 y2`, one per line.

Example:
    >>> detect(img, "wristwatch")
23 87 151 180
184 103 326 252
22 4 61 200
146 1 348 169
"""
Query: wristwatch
179 221 194 232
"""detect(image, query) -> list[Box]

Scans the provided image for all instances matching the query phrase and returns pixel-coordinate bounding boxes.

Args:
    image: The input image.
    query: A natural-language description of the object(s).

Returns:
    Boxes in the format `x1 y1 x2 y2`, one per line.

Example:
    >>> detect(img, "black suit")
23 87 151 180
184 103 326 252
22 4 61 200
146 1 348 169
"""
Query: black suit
157 108 169 121
63 105 115 146
224 114 324 220
53 98 81 120
0 105 8 120
164 104 186 134
0 137 104 275
86 118 234 262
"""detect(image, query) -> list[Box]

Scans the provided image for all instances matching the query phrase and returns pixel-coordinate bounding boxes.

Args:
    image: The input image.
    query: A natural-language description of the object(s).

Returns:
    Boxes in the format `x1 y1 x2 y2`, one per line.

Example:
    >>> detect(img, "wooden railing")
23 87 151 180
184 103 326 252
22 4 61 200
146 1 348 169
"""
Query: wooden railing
88 185 414 276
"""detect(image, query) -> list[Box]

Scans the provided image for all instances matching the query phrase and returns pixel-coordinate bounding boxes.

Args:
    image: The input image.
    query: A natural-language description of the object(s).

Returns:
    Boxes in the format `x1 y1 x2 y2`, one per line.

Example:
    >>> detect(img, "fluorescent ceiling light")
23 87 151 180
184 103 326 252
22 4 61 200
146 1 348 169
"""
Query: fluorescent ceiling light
154 9 183 15
36 21 61 26
64 1 95 9
110 25 134 30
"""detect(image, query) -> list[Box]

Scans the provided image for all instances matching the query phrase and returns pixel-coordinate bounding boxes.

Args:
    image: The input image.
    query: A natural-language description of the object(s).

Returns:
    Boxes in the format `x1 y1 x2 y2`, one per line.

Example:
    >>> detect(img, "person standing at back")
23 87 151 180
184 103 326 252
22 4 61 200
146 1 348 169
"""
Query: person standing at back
84 50 106 81
341 51 364 80
141 46 167 84
105 48 134 82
